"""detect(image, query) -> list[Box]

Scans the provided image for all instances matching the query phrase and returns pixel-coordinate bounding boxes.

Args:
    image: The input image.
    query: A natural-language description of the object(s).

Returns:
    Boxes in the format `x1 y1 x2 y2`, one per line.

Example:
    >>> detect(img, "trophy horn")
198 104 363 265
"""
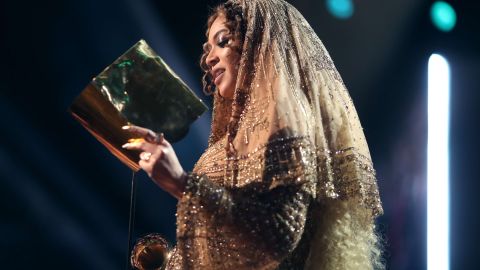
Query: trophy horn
130 233 171 270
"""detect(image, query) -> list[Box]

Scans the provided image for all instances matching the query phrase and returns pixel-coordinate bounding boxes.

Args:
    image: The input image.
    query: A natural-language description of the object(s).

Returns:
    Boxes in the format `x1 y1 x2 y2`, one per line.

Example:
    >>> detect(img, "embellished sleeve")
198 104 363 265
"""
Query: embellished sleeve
183 172 313 262
173 134 318 268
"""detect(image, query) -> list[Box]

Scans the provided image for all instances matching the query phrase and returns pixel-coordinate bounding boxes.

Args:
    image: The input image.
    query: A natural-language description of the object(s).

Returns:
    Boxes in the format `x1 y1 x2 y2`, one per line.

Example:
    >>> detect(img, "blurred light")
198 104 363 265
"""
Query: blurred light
430 1 457 32
326 0 354 20
427 53 450 270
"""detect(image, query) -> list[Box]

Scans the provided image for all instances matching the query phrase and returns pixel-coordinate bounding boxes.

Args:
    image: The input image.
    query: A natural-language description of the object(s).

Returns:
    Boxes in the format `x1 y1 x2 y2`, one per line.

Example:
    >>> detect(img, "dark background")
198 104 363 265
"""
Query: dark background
1 0 479 269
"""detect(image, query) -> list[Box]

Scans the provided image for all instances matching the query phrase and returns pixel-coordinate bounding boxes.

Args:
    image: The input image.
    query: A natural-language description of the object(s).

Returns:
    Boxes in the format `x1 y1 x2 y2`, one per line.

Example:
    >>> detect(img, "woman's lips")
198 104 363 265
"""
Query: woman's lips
214 71 225 86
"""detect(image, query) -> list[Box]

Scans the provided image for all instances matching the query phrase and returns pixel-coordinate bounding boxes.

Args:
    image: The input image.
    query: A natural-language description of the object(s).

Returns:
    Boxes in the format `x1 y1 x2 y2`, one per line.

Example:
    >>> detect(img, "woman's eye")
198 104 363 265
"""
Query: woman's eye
217 38 229 48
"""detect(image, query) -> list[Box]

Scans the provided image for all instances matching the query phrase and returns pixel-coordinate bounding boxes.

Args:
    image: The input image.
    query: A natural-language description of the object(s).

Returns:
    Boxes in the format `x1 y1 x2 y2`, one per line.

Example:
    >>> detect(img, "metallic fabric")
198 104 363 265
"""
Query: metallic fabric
70 40 208 171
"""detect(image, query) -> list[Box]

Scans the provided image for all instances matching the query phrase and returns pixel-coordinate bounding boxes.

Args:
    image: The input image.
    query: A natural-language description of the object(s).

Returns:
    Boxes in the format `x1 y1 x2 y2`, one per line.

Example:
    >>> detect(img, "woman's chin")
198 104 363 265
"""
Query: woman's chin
219 86 235 100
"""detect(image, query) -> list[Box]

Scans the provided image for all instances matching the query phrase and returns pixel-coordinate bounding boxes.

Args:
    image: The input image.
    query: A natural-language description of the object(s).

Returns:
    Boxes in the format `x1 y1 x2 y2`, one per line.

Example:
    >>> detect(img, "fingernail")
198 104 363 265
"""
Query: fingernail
122 125 130 130
122 143 130 148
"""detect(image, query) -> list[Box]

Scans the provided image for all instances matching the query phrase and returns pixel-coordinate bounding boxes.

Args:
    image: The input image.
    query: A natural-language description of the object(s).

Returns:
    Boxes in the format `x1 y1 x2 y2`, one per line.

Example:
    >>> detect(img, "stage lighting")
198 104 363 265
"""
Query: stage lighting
430 1 457 32
326 0 354 20
427 54 450 270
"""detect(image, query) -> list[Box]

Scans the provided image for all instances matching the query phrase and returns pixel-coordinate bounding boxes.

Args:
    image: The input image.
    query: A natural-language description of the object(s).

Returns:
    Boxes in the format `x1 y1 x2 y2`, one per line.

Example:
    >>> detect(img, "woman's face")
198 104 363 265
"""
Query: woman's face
204 15 241 99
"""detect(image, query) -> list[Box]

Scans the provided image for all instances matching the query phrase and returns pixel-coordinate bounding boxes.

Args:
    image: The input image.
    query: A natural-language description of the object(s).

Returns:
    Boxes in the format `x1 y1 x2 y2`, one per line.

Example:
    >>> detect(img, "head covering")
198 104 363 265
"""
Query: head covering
210 0 382 217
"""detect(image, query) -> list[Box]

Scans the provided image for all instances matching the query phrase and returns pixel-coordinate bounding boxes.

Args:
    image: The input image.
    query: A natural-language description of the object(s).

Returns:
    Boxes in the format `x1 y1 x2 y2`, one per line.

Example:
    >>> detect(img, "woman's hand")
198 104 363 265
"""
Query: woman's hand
121 125 187 200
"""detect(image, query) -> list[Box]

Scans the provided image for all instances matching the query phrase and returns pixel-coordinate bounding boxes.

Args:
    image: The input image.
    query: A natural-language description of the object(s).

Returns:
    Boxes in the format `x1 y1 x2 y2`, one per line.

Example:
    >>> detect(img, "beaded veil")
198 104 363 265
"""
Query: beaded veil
211 0 382 216
168 0 383 269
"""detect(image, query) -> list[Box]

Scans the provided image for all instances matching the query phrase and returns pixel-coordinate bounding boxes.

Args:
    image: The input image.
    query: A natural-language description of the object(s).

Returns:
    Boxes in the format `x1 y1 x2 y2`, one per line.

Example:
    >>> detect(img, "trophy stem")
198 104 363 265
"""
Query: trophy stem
126 171 138 270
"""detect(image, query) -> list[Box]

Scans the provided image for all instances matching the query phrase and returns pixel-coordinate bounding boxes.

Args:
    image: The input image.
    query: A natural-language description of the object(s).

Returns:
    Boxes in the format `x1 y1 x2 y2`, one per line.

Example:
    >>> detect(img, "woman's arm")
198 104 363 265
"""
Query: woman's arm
182 172 313 260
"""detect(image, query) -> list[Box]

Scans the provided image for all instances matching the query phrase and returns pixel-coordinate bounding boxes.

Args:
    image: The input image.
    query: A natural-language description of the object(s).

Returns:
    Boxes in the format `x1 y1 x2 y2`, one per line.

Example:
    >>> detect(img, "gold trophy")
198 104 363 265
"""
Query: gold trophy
130 233 170 270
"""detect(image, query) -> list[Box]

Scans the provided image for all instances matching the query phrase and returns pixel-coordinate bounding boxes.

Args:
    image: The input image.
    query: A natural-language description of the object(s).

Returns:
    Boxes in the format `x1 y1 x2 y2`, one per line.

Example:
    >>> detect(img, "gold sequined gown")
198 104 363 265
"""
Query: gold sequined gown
166 0 382 269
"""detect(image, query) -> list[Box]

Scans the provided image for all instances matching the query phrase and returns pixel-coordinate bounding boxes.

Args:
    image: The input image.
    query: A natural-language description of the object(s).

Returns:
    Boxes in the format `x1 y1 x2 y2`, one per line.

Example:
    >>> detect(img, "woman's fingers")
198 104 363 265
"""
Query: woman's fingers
121 139 146 150
138 148 165 178
123 135 184 199
122 125 164 144
122 126 183 198
154 132 165 144
138 159 153 177
139 151 152 161
122 124 153 136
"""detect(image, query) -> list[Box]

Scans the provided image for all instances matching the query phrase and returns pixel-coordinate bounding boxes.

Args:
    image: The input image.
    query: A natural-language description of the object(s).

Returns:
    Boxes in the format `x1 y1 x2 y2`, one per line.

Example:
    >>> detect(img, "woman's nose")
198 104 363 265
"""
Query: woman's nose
206 50 219 68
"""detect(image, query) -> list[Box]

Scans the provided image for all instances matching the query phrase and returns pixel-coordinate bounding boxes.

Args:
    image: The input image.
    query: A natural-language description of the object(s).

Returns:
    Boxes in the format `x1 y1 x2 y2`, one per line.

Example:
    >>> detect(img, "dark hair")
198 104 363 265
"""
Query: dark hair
200 2 246 95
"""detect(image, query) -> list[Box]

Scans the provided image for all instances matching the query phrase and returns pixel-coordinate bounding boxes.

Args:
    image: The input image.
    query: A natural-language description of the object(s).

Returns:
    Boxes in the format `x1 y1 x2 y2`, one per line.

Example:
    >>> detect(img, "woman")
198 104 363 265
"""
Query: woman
122 0 384 269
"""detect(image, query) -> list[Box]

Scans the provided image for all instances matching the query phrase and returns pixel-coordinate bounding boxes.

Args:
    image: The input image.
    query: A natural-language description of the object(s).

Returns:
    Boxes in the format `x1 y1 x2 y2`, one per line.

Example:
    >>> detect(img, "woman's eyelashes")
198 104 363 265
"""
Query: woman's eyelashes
217 35 231 47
